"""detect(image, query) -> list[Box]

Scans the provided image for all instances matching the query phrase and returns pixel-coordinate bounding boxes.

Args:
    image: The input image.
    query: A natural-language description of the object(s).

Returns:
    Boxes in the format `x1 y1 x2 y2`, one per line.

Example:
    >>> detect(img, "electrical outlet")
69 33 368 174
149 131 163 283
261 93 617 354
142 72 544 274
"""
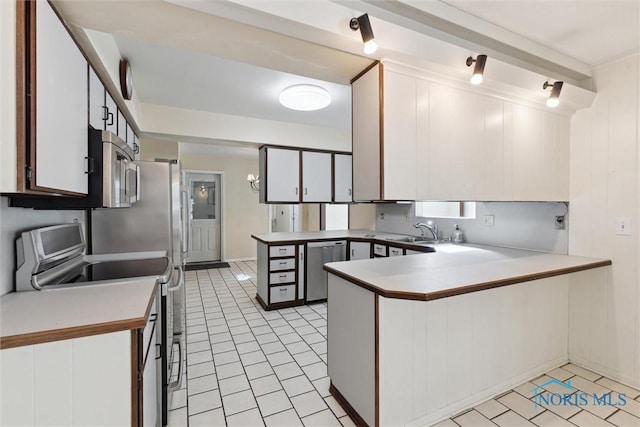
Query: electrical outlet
616 217 631 236
555 216 565 230
483 215 495 227
380 212 385 220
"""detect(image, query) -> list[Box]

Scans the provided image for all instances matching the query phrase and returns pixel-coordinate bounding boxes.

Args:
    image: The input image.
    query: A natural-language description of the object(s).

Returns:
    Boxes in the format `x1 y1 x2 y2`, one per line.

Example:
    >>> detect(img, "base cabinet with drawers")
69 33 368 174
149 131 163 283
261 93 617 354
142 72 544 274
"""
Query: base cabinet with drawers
256 242 305 310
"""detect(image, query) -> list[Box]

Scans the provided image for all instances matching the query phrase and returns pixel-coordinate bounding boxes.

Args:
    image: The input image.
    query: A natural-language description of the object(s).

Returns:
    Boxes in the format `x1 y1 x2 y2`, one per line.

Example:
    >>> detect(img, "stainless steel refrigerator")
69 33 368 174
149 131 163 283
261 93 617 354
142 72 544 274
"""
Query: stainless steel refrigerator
91 160 188 426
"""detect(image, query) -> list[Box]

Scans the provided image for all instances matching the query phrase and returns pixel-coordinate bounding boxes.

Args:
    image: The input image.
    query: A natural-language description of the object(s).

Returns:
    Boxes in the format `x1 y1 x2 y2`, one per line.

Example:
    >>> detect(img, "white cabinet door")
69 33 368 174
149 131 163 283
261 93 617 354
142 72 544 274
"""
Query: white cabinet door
383 70 417 200
349 242 371 260
88 66 105 130
105 92 118 134
302 151 332 202
333 154 352 202
263 147 300 202
35 1 87 194
352 63 381 201
416 79 430 201
117 110 127 141
143 325 158 427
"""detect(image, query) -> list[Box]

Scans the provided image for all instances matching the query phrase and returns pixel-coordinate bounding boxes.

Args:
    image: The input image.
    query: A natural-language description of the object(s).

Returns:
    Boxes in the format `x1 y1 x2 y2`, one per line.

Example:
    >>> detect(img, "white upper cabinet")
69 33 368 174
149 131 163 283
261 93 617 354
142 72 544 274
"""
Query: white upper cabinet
35 1 87 194
88 66 105 131
383 70 417 200
117 110 127 141
260 147 300 203
333 154 353 202
352 63 382 201
302 151 332 202
105 92 117 135
351 61 570 203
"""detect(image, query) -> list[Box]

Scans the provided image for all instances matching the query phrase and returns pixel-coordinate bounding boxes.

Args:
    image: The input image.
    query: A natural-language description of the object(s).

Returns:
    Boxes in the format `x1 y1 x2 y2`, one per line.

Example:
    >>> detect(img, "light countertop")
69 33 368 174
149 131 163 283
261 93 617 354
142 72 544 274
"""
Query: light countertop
324 243 611 301
0 279 157 349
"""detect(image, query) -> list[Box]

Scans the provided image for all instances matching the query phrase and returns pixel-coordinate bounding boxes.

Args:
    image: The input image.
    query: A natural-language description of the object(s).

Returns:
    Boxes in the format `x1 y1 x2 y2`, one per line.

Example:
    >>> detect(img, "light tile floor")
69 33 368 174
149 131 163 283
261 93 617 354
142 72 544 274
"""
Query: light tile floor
433 365 640 427
168 262 640 427
167 261 352 427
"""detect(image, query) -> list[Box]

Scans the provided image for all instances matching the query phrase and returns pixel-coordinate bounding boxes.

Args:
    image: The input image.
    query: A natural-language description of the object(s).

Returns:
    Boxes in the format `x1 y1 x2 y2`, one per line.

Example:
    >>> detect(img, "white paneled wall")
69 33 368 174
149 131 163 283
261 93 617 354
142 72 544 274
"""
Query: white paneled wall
377 275 571 426
568 54 640 388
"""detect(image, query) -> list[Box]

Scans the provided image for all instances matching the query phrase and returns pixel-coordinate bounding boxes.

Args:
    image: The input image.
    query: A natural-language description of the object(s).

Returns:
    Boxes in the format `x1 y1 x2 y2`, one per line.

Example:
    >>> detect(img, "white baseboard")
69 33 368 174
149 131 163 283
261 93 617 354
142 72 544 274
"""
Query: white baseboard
224 257 257 262
569 353 640 390
409 355 569 427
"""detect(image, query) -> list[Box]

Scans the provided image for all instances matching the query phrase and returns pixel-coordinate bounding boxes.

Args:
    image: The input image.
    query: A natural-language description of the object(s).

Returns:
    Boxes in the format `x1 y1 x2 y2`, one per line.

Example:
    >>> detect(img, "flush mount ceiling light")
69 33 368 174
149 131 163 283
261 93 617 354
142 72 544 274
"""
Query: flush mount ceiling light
543 80 564 108
350 13 377 55
466 54 487 85
279 84 331 111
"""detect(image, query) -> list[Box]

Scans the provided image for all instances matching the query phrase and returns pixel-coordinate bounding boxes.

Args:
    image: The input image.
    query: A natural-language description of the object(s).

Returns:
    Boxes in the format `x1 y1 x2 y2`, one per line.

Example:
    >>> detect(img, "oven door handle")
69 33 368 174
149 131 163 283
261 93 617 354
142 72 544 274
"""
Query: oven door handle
168 338 183 391
168 265 183 292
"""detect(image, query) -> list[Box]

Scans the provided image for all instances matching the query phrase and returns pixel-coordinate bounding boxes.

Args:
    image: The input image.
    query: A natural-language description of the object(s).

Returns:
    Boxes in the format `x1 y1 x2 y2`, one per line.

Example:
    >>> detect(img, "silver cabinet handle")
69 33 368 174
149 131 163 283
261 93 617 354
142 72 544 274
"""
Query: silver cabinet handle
168 338 183 391
351 249 354 257
168 266 183 292
348 188 352 196
279 274 287 279
304 188 308 195
280 288 287 294
295 187 298 195
279 261 287 266
279 248 286 253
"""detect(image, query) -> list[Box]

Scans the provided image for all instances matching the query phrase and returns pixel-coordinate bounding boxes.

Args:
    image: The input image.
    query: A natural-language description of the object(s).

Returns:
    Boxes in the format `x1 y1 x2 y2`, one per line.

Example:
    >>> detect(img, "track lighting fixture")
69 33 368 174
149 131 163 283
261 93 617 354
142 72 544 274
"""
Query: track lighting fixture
543 81 563 108
350 13 377 54
466 54 487 85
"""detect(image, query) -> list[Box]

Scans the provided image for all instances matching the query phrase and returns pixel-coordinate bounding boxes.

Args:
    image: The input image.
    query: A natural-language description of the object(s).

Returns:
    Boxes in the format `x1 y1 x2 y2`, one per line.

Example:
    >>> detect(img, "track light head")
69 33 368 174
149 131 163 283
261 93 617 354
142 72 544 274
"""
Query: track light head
350 13 377 54
466 54 487 85
543 80 563 108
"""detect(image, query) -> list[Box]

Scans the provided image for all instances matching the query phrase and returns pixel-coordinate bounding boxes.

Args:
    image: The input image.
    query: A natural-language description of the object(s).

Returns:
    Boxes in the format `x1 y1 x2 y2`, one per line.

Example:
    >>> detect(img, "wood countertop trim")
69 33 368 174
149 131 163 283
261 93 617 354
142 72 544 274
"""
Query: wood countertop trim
0 317 148 350
325 259 612 302
0 279 160 350
251 233 435 253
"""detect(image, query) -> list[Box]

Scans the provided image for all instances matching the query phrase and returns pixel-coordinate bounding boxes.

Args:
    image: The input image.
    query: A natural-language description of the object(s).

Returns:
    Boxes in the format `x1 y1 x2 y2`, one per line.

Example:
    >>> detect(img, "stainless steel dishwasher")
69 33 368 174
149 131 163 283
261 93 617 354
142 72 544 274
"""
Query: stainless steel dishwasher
306 240 346 302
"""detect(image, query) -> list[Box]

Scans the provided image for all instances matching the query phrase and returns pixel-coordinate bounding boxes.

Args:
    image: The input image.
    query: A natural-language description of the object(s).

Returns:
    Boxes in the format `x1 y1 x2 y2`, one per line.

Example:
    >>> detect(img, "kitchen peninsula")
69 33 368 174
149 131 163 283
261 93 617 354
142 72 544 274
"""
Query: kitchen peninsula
324 245 611 426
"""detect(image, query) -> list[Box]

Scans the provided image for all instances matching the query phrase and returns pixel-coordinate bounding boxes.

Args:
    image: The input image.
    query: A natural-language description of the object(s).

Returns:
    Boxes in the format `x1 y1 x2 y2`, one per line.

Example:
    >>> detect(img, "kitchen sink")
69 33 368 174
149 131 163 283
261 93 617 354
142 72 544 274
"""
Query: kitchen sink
387 236 451 245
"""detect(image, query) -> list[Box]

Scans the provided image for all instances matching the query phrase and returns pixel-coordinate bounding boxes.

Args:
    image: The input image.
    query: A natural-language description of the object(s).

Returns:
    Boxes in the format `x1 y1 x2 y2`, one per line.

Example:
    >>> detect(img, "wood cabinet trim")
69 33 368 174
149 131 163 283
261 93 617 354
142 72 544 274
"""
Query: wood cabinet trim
350 60 381 84
0 316 148 350
329 382 368 427
131 330 142 427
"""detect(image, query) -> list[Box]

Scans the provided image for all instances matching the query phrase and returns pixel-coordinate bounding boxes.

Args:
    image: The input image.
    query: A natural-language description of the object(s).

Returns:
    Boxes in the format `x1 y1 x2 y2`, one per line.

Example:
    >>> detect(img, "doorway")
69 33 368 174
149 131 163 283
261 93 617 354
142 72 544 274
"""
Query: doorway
186 172 221 263
270 204 301 233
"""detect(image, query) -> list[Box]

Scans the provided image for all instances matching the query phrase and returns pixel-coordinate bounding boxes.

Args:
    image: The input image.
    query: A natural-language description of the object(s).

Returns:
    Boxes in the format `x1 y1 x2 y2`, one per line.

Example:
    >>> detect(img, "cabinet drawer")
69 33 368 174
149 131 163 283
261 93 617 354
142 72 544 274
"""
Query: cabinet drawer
270 245 296 257
389 247 404 257
373 244 387 257
270 271 295 284
270 285 296 303
270 258 295 271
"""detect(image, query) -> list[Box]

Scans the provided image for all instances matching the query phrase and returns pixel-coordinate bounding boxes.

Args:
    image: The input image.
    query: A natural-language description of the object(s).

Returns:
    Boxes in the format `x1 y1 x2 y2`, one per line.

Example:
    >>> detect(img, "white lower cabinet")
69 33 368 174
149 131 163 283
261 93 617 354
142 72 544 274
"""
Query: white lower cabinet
270 285 296 303
388 246 404 257
349 242 371 260
1 331 132 426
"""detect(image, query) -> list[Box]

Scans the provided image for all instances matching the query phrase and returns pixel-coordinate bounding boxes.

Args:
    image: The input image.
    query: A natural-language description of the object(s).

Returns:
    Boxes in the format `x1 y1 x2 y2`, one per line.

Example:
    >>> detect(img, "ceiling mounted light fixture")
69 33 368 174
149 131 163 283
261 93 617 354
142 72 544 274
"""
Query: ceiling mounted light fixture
279 84 331 111
350 13 377 55
543 80 564 108
466 54 487 85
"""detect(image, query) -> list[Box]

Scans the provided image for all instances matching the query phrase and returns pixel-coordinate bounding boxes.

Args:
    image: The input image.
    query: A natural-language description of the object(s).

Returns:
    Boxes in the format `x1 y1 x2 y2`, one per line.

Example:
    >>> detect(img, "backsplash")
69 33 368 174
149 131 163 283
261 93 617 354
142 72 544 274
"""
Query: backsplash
0 197 86 295
375 202 569 254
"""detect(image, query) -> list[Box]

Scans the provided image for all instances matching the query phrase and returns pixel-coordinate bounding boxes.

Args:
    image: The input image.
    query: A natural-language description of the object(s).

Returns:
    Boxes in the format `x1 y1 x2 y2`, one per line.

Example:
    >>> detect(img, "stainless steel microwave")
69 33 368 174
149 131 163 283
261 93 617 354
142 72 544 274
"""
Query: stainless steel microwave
11 129 140 209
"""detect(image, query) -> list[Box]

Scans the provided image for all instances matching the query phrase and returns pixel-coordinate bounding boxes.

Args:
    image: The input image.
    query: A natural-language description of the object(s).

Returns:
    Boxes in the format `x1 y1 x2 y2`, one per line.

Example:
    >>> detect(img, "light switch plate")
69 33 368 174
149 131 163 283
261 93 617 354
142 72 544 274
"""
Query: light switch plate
483 215 495 227
616 217 631 236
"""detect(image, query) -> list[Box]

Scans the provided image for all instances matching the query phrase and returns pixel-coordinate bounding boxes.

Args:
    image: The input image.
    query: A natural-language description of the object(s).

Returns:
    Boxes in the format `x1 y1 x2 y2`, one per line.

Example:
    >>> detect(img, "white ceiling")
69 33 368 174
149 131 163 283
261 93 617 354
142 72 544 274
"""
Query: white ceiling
58 0 639 153
439 0 640 67
114 36 352 130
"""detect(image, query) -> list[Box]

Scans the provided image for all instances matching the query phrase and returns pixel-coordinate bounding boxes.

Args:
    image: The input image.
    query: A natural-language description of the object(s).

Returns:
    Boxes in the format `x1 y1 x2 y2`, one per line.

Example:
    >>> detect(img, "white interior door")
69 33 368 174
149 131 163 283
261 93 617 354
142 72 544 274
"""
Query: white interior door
270 204 301 232
187 173 221 263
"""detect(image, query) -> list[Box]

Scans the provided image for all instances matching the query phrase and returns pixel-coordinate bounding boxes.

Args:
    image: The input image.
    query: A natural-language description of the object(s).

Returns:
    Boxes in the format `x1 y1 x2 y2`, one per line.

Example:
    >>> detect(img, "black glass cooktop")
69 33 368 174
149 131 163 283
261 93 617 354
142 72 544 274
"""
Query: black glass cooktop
57 258 170 285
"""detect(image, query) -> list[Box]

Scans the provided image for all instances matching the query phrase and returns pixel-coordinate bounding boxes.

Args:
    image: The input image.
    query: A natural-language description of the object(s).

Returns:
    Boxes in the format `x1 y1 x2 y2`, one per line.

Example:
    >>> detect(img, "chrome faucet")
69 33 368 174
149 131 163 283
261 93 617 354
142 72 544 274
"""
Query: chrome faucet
413 221 438 240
